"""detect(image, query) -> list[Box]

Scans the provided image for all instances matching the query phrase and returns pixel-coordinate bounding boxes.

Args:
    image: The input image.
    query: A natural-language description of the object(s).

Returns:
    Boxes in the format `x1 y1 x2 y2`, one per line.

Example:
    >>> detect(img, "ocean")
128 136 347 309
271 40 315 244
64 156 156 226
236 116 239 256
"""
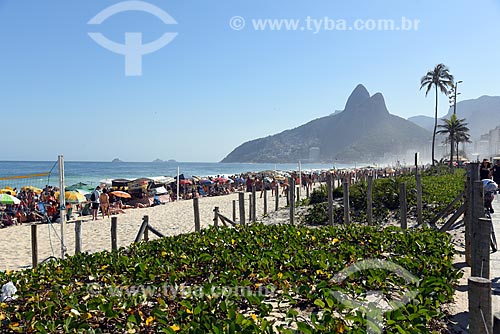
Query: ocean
0 161 357 189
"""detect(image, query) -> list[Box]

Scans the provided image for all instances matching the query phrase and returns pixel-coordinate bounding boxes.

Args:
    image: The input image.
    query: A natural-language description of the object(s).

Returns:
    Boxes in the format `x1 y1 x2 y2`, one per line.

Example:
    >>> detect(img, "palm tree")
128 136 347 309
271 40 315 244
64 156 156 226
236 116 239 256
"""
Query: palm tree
436 114 469 171
420 64 454 166
455 131 471 161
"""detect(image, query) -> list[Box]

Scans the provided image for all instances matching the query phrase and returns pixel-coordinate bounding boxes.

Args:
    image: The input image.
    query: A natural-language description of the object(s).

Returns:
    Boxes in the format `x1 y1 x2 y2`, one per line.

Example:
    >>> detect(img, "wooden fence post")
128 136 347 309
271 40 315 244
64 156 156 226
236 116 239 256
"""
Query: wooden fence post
193 197 201 232
249 194 253 222
111 217 118 251
367 175 373 225
468 277 492 334
327 173 333 226
275 184 279 211
471 180 485 272
343 180 350 224
472 217 491 279
144 224 149 242
416 173 423 226
143 216 149 242
239 192 245 225
493 312 500 334
134 216 149 243
263 189 268 215
306 185 310 199
467 163 480 265
252 186 257 221
232 200 236 223
75 220 82 254
400 182 407 229
213 207 219 227
289 178 295 225
31 225 37 268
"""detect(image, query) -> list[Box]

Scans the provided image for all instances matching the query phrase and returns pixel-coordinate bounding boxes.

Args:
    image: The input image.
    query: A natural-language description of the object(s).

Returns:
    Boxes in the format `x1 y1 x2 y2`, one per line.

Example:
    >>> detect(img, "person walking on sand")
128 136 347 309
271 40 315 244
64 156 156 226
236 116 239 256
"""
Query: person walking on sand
90 186 101 221
99 188 110 219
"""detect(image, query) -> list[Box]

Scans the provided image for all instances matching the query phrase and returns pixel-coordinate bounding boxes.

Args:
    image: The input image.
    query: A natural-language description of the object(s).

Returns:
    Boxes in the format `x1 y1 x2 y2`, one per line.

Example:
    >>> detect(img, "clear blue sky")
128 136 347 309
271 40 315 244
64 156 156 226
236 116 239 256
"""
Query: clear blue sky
1 0 499 162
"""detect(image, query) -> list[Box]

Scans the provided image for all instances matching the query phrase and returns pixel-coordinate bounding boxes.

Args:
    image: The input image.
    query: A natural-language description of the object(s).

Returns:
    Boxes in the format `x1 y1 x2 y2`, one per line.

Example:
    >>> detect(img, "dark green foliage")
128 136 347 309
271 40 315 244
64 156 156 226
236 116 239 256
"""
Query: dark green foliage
305 170 465 225
309 185 327 205
0 223 460 333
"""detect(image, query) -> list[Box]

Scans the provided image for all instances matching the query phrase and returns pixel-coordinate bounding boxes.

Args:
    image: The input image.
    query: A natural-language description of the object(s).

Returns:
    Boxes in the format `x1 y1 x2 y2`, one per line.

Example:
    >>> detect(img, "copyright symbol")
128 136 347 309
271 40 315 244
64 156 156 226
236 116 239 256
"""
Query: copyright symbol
229 16 245 30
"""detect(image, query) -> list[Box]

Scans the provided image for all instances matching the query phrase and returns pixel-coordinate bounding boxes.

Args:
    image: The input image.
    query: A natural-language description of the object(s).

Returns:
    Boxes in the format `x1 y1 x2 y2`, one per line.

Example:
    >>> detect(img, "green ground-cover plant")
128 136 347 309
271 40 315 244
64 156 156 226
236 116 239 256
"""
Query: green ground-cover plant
305 170 465 225
0 223 460 333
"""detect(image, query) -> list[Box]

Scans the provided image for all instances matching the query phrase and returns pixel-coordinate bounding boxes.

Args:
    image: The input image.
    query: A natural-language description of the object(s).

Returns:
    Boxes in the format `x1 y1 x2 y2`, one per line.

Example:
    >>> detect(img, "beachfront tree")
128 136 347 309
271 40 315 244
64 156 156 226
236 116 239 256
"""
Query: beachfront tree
420 64 454 166
437 114 469 171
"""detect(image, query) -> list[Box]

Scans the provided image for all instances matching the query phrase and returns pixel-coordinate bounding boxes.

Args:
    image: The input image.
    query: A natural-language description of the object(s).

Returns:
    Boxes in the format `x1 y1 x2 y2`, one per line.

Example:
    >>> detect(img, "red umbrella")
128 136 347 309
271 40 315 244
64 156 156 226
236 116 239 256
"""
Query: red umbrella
110 191 132 198
214 177 229 183
179 179 192 185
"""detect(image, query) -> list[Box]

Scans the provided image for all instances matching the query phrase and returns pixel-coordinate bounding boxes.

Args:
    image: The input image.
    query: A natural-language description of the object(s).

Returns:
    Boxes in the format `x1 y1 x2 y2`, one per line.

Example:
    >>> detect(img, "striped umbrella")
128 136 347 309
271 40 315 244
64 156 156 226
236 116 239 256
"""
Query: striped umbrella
0 194 21 205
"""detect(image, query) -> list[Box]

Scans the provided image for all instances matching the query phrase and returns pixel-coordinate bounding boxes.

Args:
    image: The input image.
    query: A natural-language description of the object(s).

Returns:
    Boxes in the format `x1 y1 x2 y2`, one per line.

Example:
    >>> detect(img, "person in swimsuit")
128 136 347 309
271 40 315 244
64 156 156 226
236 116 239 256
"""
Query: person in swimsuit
99 188 110 219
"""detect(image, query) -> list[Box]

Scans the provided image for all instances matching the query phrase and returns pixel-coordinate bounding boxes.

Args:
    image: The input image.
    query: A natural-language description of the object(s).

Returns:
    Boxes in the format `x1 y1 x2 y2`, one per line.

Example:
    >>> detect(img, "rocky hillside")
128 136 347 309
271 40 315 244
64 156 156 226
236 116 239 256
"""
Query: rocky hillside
222 85 431 163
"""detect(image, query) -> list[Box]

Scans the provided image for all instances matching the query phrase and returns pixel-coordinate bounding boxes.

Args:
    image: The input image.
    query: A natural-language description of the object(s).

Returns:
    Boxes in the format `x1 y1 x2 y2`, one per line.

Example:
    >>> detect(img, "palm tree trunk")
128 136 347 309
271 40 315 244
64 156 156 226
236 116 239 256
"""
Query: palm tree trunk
431 85 438 166
450 131 454 172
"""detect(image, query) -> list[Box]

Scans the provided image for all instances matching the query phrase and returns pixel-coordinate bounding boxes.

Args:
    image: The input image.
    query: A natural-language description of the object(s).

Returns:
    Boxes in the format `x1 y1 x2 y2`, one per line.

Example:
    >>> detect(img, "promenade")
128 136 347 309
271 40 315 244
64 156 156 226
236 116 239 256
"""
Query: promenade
490 193 500 313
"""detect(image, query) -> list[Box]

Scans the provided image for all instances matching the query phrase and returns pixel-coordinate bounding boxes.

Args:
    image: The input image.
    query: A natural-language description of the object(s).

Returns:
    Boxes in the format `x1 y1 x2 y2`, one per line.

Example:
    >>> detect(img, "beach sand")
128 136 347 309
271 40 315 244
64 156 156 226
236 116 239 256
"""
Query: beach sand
0 190 289 271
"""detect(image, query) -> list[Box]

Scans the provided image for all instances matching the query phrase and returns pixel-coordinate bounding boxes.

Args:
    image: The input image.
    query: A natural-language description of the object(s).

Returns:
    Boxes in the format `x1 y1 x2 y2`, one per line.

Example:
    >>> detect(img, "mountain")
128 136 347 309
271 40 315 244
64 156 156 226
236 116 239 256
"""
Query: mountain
408 95 500 139
407 115 435 133
221 85 432 163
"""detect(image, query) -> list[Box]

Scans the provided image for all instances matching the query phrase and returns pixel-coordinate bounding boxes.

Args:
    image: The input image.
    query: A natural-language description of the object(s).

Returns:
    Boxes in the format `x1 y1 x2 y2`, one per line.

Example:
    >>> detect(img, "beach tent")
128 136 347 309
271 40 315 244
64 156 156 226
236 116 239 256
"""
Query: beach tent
149 176 174 184
152 186 168 195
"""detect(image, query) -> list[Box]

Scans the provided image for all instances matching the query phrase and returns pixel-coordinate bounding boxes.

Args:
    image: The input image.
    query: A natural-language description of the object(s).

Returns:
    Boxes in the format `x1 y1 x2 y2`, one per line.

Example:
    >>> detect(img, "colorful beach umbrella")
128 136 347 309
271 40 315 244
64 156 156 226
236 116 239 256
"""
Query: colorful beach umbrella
0 194 21 205
110 191 132 198
21 186 43 194
0 189 17 196
55 191 87 204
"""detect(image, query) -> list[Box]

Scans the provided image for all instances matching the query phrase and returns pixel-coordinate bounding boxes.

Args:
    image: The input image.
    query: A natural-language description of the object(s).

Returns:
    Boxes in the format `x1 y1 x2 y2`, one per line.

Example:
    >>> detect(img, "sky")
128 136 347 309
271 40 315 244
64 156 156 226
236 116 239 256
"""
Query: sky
1 0 499 162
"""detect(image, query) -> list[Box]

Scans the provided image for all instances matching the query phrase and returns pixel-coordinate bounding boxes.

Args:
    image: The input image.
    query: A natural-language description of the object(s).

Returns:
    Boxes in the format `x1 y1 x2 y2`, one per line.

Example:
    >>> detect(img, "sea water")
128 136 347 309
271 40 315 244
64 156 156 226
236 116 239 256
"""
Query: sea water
0 161 357 188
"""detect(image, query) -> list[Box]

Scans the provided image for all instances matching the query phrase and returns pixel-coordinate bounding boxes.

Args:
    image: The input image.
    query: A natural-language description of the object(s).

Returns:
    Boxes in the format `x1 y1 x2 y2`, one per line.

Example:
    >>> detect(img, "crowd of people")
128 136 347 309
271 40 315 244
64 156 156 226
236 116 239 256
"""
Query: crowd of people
0 166 413 228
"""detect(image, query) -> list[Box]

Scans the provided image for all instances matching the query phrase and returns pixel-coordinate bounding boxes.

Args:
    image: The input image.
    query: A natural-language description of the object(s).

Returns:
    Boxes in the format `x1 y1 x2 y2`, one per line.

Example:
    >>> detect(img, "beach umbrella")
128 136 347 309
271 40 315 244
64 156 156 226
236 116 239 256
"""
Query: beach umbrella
110 191 132 198
0 189 17 196
200 179 213 186
74 188 91 196
179 179 192 185
0 194 21 205
21 186 43 194
55 191 87 204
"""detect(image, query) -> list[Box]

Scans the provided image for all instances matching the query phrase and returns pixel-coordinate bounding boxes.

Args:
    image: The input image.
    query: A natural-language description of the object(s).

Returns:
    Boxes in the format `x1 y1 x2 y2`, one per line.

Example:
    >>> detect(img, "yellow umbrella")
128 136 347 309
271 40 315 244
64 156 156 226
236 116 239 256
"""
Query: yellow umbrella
55 191 87 204
0 189 17 196
21 186 43 194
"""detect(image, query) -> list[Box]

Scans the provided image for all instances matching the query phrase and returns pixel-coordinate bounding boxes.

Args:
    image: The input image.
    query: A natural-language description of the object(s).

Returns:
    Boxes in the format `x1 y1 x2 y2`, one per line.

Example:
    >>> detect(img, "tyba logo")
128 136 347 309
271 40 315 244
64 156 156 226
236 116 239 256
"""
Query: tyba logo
88 1 178 76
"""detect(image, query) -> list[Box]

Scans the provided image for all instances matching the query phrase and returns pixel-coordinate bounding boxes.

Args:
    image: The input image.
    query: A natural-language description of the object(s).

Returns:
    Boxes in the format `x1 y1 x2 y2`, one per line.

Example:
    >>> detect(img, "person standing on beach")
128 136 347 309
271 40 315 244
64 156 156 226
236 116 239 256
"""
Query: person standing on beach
90 186 101 221
99 188 110 219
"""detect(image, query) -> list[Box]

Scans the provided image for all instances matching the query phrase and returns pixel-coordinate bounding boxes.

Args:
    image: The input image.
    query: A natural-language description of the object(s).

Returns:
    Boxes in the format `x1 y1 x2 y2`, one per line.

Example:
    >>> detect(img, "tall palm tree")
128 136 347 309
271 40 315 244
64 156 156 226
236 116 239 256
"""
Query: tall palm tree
455 131 471 161
436 114 469 171
420 64 454 166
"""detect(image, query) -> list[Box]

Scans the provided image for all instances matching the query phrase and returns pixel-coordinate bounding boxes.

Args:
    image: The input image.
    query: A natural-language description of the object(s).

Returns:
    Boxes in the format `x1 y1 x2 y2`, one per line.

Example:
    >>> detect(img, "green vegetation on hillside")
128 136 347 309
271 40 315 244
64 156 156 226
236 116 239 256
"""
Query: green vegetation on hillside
0 222 460 333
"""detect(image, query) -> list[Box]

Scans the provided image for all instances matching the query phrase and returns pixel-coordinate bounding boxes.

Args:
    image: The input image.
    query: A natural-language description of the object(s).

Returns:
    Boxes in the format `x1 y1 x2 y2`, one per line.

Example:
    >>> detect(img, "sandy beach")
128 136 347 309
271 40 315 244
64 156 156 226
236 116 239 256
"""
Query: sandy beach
0 191 288 271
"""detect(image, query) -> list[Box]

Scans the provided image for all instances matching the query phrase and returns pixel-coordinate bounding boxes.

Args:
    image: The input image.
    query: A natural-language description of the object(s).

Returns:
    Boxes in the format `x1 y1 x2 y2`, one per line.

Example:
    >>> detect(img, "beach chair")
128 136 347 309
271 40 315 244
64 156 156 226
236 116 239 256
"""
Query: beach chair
36 203 50 223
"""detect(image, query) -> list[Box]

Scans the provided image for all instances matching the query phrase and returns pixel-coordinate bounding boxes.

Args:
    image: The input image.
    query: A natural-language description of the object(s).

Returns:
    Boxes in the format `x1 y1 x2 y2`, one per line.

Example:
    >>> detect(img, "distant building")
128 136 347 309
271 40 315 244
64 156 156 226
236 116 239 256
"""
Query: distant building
309 147 320 162
489 126 500 156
